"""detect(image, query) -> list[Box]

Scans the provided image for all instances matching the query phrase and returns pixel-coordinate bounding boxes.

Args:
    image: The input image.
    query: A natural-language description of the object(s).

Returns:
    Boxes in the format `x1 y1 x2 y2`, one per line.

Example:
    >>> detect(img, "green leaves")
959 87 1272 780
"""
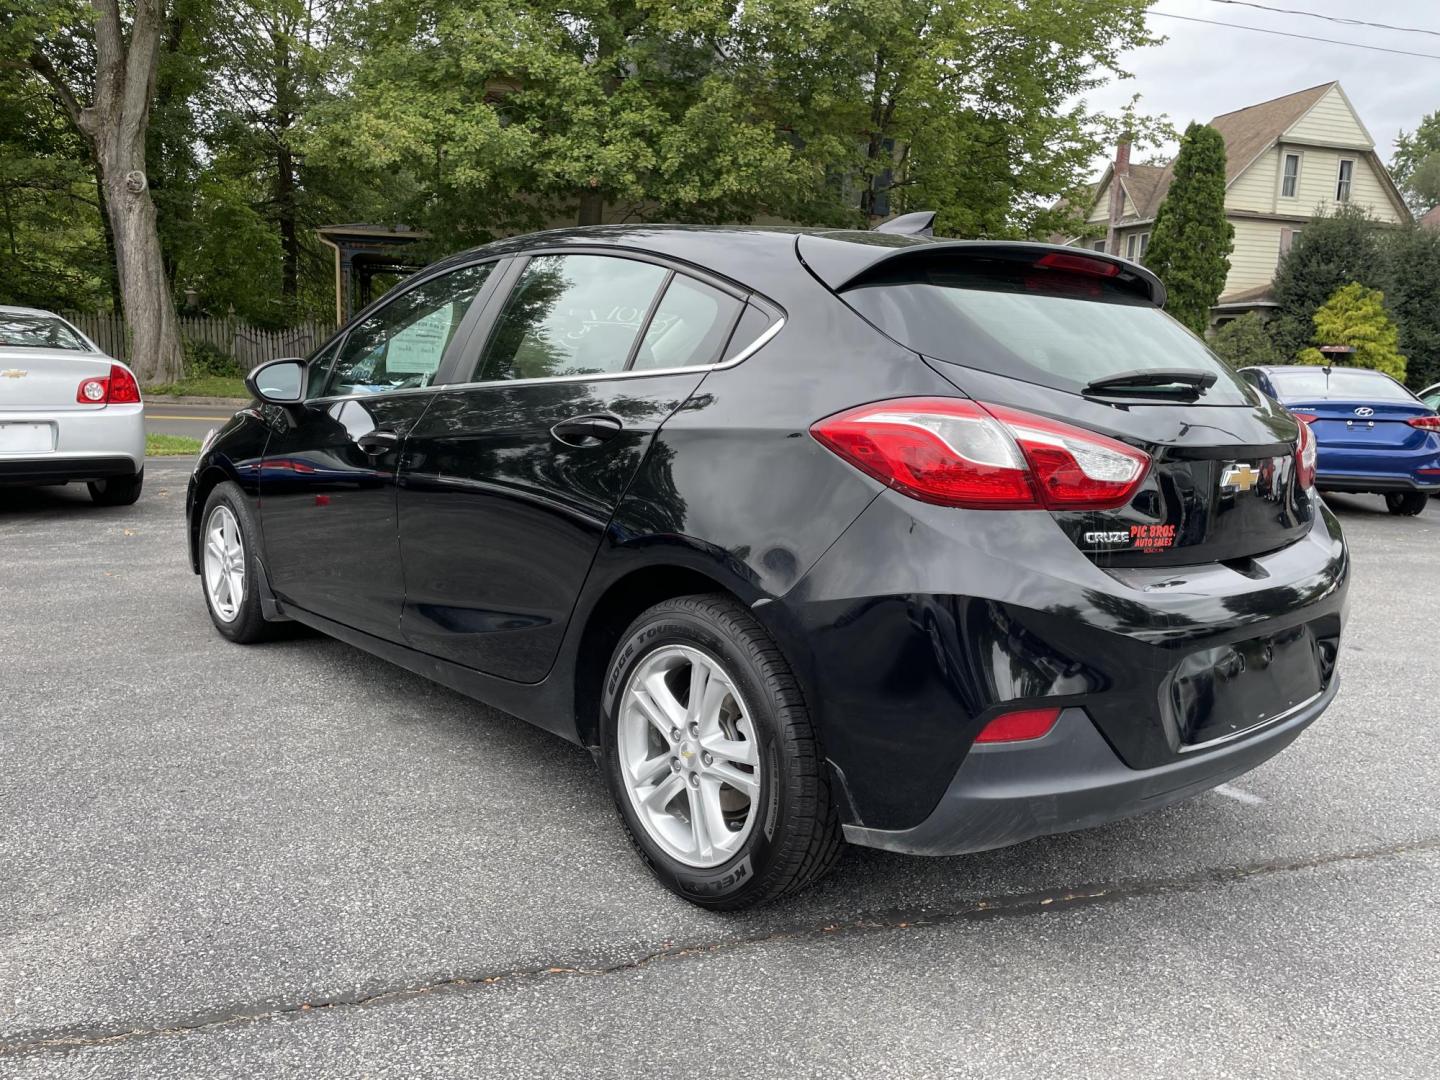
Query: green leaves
1143 122 1233 336
1296 283 1406 382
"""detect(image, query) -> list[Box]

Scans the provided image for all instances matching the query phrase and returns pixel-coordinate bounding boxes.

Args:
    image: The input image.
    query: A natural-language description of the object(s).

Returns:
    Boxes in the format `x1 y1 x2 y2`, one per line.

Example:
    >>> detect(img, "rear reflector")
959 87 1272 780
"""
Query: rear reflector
75 365 142 405
1035 251 1121 278
974 707 1062 744
1407 415 1440 431
811 397 1149 511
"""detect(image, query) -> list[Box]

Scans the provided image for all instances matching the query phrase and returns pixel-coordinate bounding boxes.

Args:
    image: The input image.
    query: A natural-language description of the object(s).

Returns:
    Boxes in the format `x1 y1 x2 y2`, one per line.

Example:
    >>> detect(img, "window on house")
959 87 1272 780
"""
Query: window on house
1280 228 1302 256
1336 159 1354 202
1282 153 1301 198
1092 240 1107 253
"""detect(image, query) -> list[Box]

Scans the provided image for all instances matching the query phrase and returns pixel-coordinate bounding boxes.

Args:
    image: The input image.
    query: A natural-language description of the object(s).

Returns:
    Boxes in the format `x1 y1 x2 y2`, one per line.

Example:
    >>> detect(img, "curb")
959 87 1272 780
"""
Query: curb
144 395 250 407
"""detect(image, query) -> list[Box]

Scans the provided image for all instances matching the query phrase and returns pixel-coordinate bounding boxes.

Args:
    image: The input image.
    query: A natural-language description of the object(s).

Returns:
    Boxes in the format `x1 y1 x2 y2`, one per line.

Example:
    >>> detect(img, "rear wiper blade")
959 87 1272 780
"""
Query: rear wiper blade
1082 368 1218 398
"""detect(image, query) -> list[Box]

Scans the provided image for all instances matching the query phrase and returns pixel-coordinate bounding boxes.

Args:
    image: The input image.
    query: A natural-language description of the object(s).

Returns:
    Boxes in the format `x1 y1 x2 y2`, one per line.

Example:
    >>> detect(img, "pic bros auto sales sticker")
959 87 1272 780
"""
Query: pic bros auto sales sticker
1129 523 1177 551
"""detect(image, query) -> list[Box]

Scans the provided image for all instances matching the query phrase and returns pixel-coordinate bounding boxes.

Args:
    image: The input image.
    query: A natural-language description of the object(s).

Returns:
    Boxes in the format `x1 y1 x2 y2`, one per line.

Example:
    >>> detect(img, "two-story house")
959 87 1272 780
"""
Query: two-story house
1067 82 1411 325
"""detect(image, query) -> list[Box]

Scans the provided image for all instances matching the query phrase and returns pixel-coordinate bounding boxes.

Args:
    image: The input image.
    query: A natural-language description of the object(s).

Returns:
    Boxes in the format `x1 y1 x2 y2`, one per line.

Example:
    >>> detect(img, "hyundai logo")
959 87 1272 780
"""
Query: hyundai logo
1354 406 1374 417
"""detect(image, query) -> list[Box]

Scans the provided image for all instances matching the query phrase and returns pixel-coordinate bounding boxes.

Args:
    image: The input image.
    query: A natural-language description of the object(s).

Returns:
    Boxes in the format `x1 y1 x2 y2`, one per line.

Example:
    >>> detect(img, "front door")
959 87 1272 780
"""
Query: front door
260 261 496 639
398 253 747 680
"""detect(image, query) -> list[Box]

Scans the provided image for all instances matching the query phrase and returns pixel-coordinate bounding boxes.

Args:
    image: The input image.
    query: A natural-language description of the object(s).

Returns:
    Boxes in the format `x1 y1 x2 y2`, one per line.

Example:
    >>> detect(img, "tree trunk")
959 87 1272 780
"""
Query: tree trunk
95 130 186 384
91 159 123 312
578 189 605 226
276 141 298 299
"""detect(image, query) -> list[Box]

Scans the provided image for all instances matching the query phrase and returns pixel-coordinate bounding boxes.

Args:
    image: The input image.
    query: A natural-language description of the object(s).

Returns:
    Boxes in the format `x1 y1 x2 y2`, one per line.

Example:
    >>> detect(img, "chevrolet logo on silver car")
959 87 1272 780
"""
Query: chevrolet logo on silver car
0 305 145 504
1220 463 1260 492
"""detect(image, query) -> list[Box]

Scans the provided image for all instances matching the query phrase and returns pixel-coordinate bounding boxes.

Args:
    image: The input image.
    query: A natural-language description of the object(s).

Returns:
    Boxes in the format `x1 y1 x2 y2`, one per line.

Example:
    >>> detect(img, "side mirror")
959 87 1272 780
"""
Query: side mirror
246 357 306 405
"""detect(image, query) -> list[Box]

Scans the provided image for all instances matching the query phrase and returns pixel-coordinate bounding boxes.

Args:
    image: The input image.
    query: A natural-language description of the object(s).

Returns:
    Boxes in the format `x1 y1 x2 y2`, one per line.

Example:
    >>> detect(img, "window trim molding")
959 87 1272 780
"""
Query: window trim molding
1279 151 1303 200
1335 157 1355 202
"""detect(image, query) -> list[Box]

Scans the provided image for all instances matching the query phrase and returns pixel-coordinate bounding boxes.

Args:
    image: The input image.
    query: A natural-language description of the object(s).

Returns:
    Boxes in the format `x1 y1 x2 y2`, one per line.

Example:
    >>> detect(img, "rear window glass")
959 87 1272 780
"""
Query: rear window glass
843 265 1251 404
1267 368 1417 403
0 313 91 352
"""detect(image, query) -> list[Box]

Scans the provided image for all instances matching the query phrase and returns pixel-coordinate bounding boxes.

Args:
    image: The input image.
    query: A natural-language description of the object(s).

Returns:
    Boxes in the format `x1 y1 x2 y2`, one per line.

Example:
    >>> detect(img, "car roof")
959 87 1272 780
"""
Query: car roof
0 304 65 318
426 225 1167 307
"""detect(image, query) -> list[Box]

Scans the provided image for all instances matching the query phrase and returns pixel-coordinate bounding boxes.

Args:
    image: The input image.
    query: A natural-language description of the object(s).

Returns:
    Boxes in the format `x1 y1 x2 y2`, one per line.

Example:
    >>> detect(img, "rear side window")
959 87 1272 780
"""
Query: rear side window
1268 368 1417 403
476 254 668 381
843 261 1252 404
633 276 743 371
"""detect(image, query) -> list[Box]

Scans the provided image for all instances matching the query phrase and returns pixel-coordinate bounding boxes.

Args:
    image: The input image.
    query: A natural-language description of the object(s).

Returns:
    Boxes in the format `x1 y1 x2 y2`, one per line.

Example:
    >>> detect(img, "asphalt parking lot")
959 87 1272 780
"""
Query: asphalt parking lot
2 459 1438 1078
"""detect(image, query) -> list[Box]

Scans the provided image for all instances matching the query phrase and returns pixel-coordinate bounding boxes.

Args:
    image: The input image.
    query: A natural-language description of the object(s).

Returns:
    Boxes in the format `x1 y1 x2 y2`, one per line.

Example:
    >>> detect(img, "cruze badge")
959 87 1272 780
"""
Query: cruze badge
0 369 28 379
1220 463 1259 492
1084 531 1131 545
1354 406 1374 417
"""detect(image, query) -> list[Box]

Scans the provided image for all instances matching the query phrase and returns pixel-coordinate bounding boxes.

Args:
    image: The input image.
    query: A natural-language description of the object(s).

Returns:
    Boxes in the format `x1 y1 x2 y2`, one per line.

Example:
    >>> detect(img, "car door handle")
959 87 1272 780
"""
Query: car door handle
356 430 401 456
551 414 623 447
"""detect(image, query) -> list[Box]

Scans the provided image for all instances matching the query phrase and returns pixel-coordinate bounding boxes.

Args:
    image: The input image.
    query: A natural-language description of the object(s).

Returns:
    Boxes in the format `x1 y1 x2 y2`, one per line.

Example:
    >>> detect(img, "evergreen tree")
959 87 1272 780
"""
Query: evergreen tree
1210 312 1281 369
1379 225 1440 390
1296 283 1406 382
1268 204 1384 361
1142 122 1233 334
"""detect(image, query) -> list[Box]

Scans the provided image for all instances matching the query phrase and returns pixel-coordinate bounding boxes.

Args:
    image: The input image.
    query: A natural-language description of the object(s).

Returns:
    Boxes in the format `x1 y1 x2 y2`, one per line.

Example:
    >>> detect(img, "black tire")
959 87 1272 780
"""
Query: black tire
1385 491 1427 516
87 470 143 506
600 593 841 910
199 481 279 644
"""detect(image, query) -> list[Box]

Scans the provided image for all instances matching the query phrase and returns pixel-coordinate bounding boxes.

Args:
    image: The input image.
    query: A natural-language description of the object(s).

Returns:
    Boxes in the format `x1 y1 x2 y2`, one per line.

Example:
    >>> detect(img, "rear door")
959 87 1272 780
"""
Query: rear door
397 251 748 680
830 244 1312 567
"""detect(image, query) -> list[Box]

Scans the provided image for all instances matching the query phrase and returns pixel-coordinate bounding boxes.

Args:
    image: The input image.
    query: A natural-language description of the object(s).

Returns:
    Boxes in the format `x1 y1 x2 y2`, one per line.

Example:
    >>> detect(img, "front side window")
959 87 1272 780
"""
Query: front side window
0 313 91 352
475 255 668 381
1336 159 1354 202
321 263 491 397
1282 153 1301 198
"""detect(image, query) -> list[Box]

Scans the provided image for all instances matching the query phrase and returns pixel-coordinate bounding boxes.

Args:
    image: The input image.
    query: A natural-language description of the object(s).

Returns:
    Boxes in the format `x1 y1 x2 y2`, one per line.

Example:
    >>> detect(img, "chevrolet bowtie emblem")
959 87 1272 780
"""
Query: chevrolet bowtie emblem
1220 463 1259 492
1 369 28 379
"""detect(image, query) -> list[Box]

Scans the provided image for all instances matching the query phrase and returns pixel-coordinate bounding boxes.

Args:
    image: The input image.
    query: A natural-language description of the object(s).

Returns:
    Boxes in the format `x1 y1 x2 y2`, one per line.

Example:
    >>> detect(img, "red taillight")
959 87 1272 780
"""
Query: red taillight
974 707 1061 744
1290 412 1319 424
1035 251 1122 278
1406 414 1440 431
75 365 142 405
810 397 1149 511
1295 419 1317 489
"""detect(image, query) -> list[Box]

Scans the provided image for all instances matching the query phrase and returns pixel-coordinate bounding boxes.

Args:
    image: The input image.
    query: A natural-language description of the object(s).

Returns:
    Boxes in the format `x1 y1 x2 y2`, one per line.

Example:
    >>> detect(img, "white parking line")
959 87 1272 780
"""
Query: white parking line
1213 783 1266 805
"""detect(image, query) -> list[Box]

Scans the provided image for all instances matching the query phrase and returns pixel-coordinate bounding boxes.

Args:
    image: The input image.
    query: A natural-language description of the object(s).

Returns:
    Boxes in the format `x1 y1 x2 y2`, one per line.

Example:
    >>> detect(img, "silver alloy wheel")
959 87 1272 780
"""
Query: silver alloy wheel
203 505 246 623
617 644 762 868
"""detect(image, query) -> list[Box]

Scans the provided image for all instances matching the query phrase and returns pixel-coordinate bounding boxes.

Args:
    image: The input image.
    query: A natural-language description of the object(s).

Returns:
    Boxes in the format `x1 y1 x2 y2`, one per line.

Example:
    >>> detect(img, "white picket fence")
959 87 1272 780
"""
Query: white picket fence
63 312 335 371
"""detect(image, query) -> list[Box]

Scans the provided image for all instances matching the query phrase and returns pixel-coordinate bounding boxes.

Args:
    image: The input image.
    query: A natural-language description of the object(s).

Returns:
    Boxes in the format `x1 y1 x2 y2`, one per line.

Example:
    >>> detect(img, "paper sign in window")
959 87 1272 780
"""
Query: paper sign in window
386 307 454 374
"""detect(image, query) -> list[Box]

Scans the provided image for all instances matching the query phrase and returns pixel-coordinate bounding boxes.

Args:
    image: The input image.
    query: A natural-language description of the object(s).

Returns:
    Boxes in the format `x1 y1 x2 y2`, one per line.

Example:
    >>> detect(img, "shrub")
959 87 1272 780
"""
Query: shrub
1295 282 1406 381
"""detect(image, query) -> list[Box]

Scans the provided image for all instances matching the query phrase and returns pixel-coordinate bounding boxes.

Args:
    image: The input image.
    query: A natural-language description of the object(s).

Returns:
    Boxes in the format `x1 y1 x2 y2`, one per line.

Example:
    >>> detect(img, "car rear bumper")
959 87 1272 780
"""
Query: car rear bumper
1317 471 1440 494
770 489 1348 835
843 677 1336 855
0 404 144 483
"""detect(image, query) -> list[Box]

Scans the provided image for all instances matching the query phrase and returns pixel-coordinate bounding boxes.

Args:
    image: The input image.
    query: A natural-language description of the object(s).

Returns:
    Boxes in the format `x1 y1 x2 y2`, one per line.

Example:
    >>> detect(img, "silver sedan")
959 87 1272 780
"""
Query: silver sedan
0 305 146 505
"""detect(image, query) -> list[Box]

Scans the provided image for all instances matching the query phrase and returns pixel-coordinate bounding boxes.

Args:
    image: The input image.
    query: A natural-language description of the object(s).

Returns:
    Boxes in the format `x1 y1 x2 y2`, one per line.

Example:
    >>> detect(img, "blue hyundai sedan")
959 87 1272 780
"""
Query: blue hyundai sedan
1240 365 1440 515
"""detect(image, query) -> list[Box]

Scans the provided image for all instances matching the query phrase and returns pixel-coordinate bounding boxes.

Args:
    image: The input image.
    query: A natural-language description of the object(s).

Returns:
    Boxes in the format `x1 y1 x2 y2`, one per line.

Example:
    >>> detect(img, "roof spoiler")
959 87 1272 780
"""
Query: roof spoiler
872 211 936 237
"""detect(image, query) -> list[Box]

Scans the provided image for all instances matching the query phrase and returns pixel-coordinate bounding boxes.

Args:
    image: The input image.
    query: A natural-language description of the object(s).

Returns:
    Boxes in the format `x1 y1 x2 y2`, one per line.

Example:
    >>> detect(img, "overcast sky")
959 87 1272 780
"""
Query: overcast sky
1082 0 1440 171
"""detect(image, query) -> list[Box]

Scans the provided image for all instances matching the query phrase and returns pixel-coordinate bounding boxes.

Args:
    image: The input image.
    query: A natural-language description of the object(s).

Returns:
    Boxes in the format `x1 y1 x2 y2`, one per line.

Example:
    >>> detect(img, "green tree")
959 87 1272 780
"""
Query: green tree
1296 283 1406 381
1142 122 1233 334
10 0 189 383
1379 224 1440 390
1267 203 1384 361
1391 111 1440 214
1210 312 1281 369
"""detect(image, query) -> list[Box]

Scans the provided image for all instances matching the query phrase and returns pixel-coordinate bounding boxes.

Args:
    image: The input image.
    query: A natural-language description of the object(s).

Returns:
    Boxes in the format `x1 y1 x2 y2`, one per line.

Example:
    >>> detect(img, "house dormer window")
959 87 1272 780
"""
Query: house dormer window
1336 159 1354 202
1282 153 1301 198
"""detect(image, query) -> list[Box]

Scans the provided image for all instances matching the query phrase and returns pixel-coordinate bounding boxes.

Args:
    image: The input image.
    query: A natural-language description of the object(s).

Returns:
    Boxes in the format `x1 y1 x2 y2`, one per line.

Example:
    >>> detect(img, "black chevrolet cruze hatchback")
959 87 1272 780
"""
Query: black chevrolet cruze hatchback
187 221 1348 909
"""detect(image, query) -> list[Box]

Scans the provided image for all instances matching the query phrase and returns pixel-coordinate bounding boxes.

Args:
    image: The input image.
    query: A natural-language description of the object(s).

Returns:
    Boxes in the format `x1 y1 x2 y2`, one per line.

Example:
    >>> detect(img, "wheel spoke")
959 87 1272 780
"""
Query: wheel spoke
630 752 673 787
685 658 711 726
707 760 759 796
699 733 757 767
632 686 676 741
228 569 244 605
205 537 225 564
688 777 729 859
642 671 686 728
640 771 685 813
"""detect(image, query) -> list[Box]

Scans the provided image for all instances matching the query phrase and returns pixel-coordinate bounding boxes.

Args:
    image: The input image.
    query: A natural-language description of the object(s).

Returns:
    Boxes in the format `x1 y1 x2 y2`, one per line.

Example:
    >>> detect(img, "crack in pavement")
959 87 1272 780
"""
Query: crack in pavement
5 834 1437 1059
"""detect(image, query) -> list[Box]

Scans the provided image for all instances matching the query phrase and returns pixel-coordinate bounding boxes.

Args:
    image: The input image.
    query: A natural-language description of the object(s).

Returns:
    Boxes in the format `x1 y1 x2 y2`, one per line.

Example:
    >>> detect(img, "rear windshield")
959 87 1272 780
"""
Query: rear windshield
843 265 1251 404
1267 368 1417 403
0 313 91 352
